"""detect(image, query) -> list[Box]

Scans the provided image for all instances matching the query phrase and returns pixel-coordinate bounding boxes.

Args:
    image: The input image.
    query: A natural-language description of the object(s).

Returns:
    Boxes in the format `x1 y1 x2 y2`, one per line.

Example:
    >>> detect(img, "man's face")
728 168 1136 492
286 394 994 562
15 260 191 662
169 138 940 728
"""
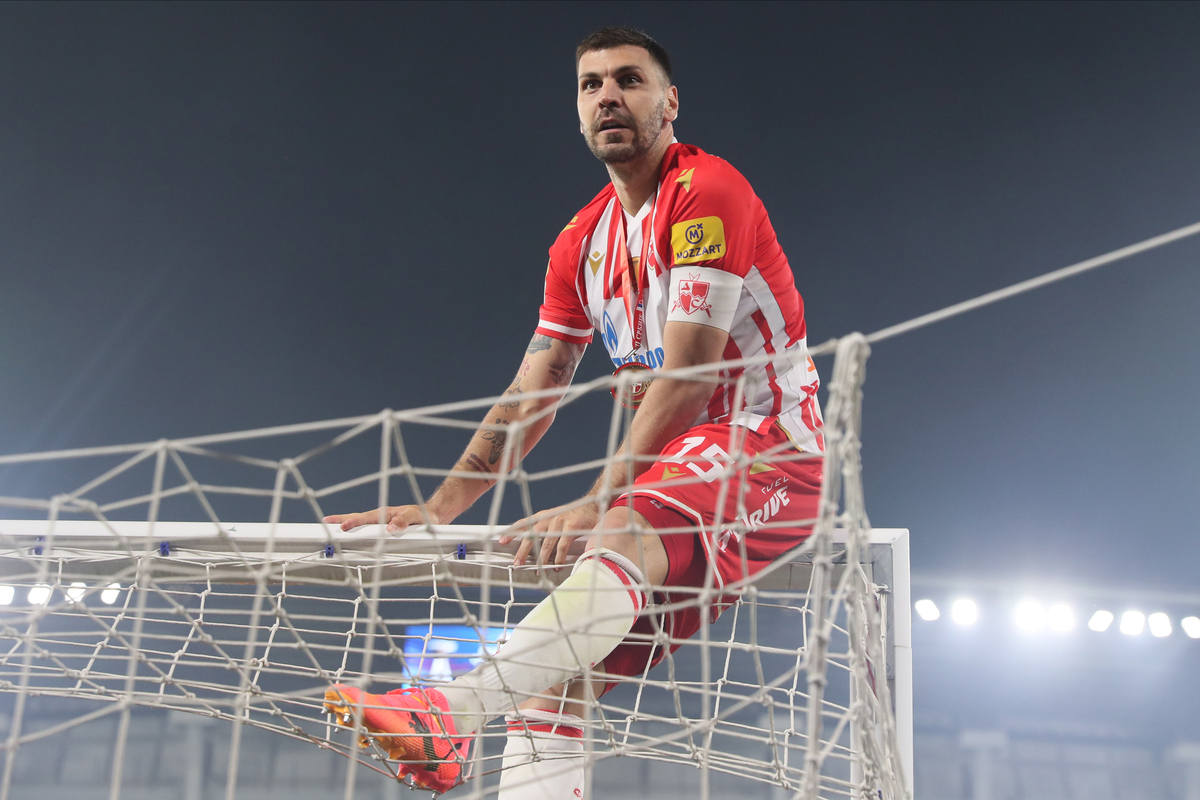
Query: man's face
577 45 678 165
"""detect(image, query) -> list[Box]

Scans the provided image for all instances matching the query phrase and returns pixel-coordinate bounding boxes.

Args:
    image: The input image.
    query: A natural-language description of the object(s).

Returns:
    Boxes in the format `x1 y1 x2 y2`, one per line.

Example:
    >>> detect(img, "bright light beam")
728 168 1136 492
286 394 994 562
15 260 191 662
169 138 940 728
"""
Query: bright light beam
1120 610 1146 636
951 598 978 626
1088 610 1114 632
66 582 87 603
1047 603 1074 633
100 583 121 605
28 585 51 605
1148 612 1172 638
914 599 940 621
0 586 12 606
1014 600 1045 632
1182 616 1200 639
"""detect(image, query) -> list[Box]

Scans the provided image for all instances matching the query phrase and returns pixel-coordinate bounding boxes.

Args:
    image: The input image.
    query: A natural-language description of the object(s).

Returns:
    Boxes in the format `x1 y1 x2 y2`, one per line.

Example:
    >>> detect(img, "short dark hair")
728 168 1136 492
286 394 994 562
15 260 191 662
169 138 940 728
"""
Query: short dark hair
576 26 672 82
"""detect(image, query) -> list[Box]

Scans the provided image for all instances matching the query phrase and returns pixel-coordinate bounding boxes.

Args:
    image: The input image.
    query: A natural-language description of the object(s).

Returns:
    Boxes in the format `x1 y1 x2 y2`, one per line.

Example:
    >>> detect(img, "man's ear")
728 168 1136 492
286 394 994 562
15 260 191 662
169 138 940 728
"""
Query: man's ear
664 85 680 123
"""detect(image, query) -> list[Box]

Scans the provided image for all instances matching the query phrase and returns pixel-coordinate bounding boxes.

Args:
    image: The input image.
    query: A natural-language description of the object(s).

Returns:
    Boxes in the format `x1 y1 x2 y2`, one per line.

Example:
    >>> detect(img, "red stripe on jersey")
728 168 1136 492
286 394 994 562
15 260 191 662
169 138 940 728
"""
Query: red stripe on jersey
507 722 584 739
750 310 783 420
640 212 656 279
787 316 805 348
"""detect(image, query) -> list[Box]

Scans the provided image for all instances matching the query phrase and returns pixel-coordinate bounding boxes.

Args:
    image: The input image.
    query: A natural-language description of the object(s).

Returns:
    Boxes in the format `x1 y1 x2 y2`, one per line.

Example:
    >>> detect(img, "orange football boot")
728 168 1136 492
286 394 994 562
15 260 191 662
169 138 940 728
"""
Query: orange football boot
324 684 469 793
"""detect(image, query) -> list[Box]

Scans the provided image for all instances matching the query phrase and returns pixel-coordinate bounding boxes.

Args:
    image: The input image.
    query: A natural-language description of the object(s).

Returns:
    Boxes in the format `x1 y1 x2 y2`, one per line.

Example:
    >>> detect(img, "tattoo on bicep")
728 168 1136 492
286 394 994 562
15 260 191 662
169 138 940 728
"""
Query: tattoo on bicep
526 334 553 354
547 344 584 386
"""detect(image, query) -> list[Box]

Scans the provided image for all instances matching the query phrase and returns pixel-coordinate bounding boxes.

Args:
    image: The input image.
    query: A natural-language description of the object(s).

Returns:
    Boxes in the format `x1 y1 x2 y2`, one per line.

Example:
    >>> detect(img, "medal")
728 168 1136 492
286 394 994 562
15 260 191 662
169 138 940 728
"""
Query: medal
609 200 658 409
611 361 653 409
613 197 660 351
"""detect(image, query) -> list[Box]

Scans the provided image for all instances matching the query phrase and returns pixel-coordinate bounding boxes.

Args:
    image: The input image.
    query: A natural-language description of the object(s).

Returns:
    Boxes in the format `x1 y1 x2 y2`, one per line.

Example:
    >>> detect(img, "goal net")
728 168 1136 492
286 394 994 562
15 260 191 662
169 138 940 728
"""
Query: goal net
0 333 910 800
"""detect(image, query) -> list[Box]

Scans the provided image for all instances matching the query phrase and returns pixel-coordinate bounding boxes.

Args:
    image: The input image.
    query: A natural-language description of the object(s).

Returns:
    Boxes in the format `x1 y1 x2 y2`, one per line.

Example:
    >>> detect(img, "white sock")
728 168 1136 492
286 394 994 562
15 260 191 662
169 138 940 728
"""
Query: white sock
438 550 645 733
498 710 586 800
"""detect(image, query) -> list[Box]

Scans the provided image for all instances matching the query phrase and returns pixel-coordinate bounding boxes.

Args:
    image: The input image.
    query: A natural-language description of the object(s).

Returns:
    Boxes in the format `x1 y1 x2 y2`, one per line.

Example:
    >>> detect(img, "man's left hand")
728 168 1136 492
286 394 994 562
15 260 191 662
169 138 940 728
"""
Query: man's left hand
499 500 600 568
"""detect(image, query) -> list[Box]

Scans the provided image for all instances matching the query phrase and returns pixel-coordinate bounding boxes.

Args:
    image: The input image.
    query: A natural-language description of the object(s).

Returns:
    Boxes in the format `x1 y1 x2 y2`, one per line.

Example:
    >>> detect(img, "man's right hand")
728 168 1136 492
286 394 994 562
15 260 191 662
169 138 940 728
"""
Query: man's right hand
322 505 439 533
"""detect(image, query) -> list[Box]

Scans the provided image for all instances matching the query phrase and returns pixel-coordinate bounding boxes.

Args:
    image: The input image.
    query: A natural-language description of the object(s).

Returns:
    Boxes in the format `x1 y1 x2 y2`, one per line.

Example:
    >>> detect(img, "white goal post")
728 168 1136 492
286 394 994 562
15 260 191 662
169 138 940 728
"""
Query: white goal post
0 518 911 799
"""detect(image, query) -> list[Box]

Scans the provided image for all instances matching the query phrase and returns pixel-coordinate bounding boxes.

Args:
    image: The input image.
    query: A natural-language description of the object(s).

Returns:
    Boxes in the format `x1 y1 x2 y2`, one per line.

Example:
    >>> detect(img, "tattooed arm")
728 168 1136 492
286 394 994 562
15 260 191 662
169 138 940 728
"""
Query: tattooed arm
325 333 585 532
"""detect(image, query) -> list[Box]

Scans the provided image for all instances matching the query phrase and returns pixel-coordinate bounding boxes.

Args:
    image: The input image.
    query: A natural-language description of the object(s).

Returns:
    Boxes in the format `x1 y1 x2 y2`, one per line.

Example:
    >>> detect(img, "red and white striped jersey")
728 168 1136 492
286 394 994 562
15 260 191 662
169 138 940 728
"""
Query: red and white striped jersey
537 143 823 453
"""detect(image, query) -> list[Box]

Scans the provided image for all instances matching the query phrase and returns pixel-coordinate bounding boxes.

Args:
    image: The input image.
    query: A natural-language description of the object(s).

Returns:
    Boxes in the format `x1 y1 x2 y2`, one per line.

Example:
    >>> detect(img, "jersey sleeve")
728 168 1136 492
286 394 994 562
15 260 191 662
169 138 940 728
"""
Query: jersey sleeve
664 160 756 332
536 246 593 346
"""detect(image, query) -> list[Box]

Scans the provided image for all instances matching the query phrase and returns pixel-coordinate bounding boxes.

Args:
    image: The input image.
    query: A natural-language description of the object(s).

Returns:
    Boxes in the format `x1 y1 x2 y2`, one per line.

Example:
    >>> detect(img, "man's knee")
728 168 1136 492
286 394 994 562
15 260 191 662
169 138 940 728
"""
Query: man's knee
586 506 669 586
515 676 600 716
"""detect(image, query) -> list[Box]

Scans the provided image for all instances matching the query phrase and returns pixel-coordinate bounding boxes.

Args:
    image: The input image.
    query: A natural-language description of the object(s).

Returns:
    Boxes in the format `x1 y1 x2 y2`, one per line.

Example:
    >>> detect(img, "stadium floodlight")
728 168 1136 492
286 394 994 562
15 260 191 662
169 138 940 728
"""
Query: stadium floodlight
65 582 87 603
1088 610 1114 632
1120 610 1146 636
914 599 940 621
951 598 978 626
100 583 121 605
0 585 12 606
1148 612 1172 638
1182 616 1200 639
1047 603 1074 633
1014 600 1045 632
27 585 51 605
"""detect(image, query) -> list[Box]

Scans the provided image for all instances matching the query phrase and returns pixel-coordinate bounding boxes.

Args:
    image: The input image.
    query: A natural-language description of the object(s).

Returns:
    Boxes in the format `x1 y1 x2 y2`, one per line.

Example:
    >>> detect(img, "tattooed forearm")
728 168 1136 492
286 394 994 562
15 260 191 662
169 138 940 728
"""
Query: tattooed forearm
526 334 554 354
462 453 493 475
498 376 522 411
480 419 509 465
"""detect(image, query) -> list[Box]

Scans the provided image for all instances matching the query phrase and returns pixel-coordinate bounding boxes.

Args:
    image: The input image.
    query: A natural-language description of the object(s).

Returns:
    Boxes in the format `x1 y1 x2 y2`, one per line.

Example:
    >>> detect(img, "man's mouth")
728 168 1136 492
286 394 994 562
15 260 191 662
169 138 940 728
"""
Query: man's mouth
598 119 629 132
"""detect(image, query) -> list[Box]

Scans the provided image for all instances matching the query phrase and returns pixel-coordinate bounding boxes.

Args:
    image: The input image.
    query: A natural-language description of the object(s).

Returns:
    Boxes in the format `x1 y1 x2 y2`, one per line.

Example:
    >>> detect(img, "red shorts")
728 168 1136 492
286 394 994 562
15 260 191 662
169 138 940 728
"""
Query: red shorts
600 423 822 692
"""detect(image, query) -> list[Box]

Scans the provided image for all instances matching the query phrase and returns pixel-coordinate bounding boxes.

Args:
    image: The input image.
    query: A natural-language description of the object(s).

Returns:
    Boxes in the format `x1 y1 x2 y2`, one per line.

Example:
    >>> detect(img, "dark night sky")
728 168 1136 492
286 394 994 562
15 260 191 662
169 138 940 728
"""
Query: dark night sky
2 1 1199 737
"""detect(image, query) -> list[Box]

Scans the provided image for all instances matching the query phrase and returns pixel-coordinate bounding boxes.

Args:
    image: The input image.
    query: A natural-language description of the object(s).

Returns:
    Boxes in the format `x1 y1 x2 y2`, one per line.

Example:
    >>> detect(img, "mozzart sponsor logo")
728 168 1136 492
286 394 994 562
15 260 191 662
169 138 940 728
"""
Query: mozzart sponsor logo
671 216 726 265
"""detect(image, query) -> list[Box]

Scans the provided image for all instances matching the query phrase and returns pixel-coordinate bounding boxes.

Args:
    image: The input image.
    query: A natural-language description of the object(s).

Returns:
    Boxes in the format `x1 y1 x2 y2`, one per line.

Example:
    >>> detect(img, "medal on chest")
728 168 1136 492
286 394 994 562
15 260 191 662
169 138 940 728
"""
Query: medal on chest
609 204 657 405
616 211 649 354
611 360 652 409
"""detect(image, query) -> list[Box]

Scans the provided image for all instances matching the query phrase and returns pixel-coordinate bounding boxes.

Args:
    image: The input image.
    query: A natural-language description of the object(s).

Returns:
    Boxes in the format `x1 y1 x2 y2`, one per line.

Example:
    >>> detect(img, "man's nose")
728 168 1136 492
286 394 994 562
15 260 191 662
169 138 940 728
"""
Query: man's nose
597 78 622 108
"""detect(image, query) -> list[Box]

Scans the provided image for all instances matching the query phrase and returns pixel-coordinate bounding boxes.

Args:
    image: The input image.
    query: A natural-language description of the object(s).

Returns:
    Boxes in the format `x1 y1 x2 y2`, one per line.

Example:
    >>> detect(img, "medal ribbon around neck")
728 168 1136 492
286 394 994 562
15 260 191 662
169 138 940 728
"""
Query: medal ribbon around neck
613 202 655 359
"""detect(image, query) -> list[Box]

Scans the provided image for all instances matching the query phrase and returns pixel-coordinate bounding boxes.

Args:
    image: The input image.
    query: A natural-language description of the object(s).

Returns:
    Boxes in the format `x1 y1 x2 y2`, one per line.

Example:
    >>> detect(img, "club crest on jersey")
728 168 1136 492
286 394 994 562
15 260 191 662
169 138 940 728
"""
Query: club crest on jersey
672 273 713 317
671 216 726 265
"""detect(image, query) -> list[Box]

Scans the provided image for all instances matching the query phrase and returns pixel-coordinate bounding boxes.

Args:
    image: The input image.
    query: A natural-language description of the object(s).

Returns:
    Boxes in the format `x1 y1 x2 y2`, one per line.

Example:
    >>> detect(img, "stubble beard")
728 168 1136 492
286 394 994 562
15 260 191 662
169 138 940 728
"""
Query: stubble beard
586 98 666 165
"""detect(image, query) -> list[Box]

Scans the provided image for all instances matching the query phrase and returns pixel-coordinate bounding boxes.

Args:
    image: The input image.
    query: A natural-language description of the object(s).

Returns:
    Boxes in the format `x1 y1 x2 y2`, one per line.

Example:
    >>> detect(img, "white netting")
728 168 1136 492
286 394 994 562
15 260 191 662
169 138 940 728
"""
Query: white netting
0 334 909 800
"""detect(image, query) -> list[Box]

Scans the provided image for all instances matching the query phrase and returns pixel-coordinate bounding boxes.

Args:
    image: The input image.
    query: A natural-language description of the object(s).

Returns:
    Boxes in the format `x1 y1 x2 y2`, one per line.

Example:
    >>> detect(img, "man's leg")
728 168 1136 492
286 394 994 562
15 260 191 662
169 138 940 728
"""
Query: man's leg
323 507 668 793
437 505 667 733
494 506 666 799
495 680 589 799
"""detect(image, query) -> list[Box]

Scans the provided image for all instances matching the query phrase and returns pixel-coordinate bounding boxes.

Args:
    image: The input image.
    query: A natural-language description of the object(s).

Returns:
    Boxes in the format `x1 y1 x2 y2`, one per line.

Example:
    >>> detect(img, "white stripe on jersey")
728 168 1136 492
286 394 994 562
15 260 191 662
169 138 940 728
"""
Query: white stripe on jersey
536 319 593 338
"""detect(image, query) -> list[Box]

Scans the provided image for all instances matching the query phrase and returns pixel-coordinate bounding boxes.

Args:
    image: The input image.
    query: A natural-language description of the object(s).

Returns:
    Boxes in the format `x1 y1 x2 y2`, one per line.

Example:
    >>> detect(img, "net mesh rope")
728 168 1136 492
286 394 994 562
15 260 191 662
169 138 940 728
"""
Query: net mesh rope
0 333 906 800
